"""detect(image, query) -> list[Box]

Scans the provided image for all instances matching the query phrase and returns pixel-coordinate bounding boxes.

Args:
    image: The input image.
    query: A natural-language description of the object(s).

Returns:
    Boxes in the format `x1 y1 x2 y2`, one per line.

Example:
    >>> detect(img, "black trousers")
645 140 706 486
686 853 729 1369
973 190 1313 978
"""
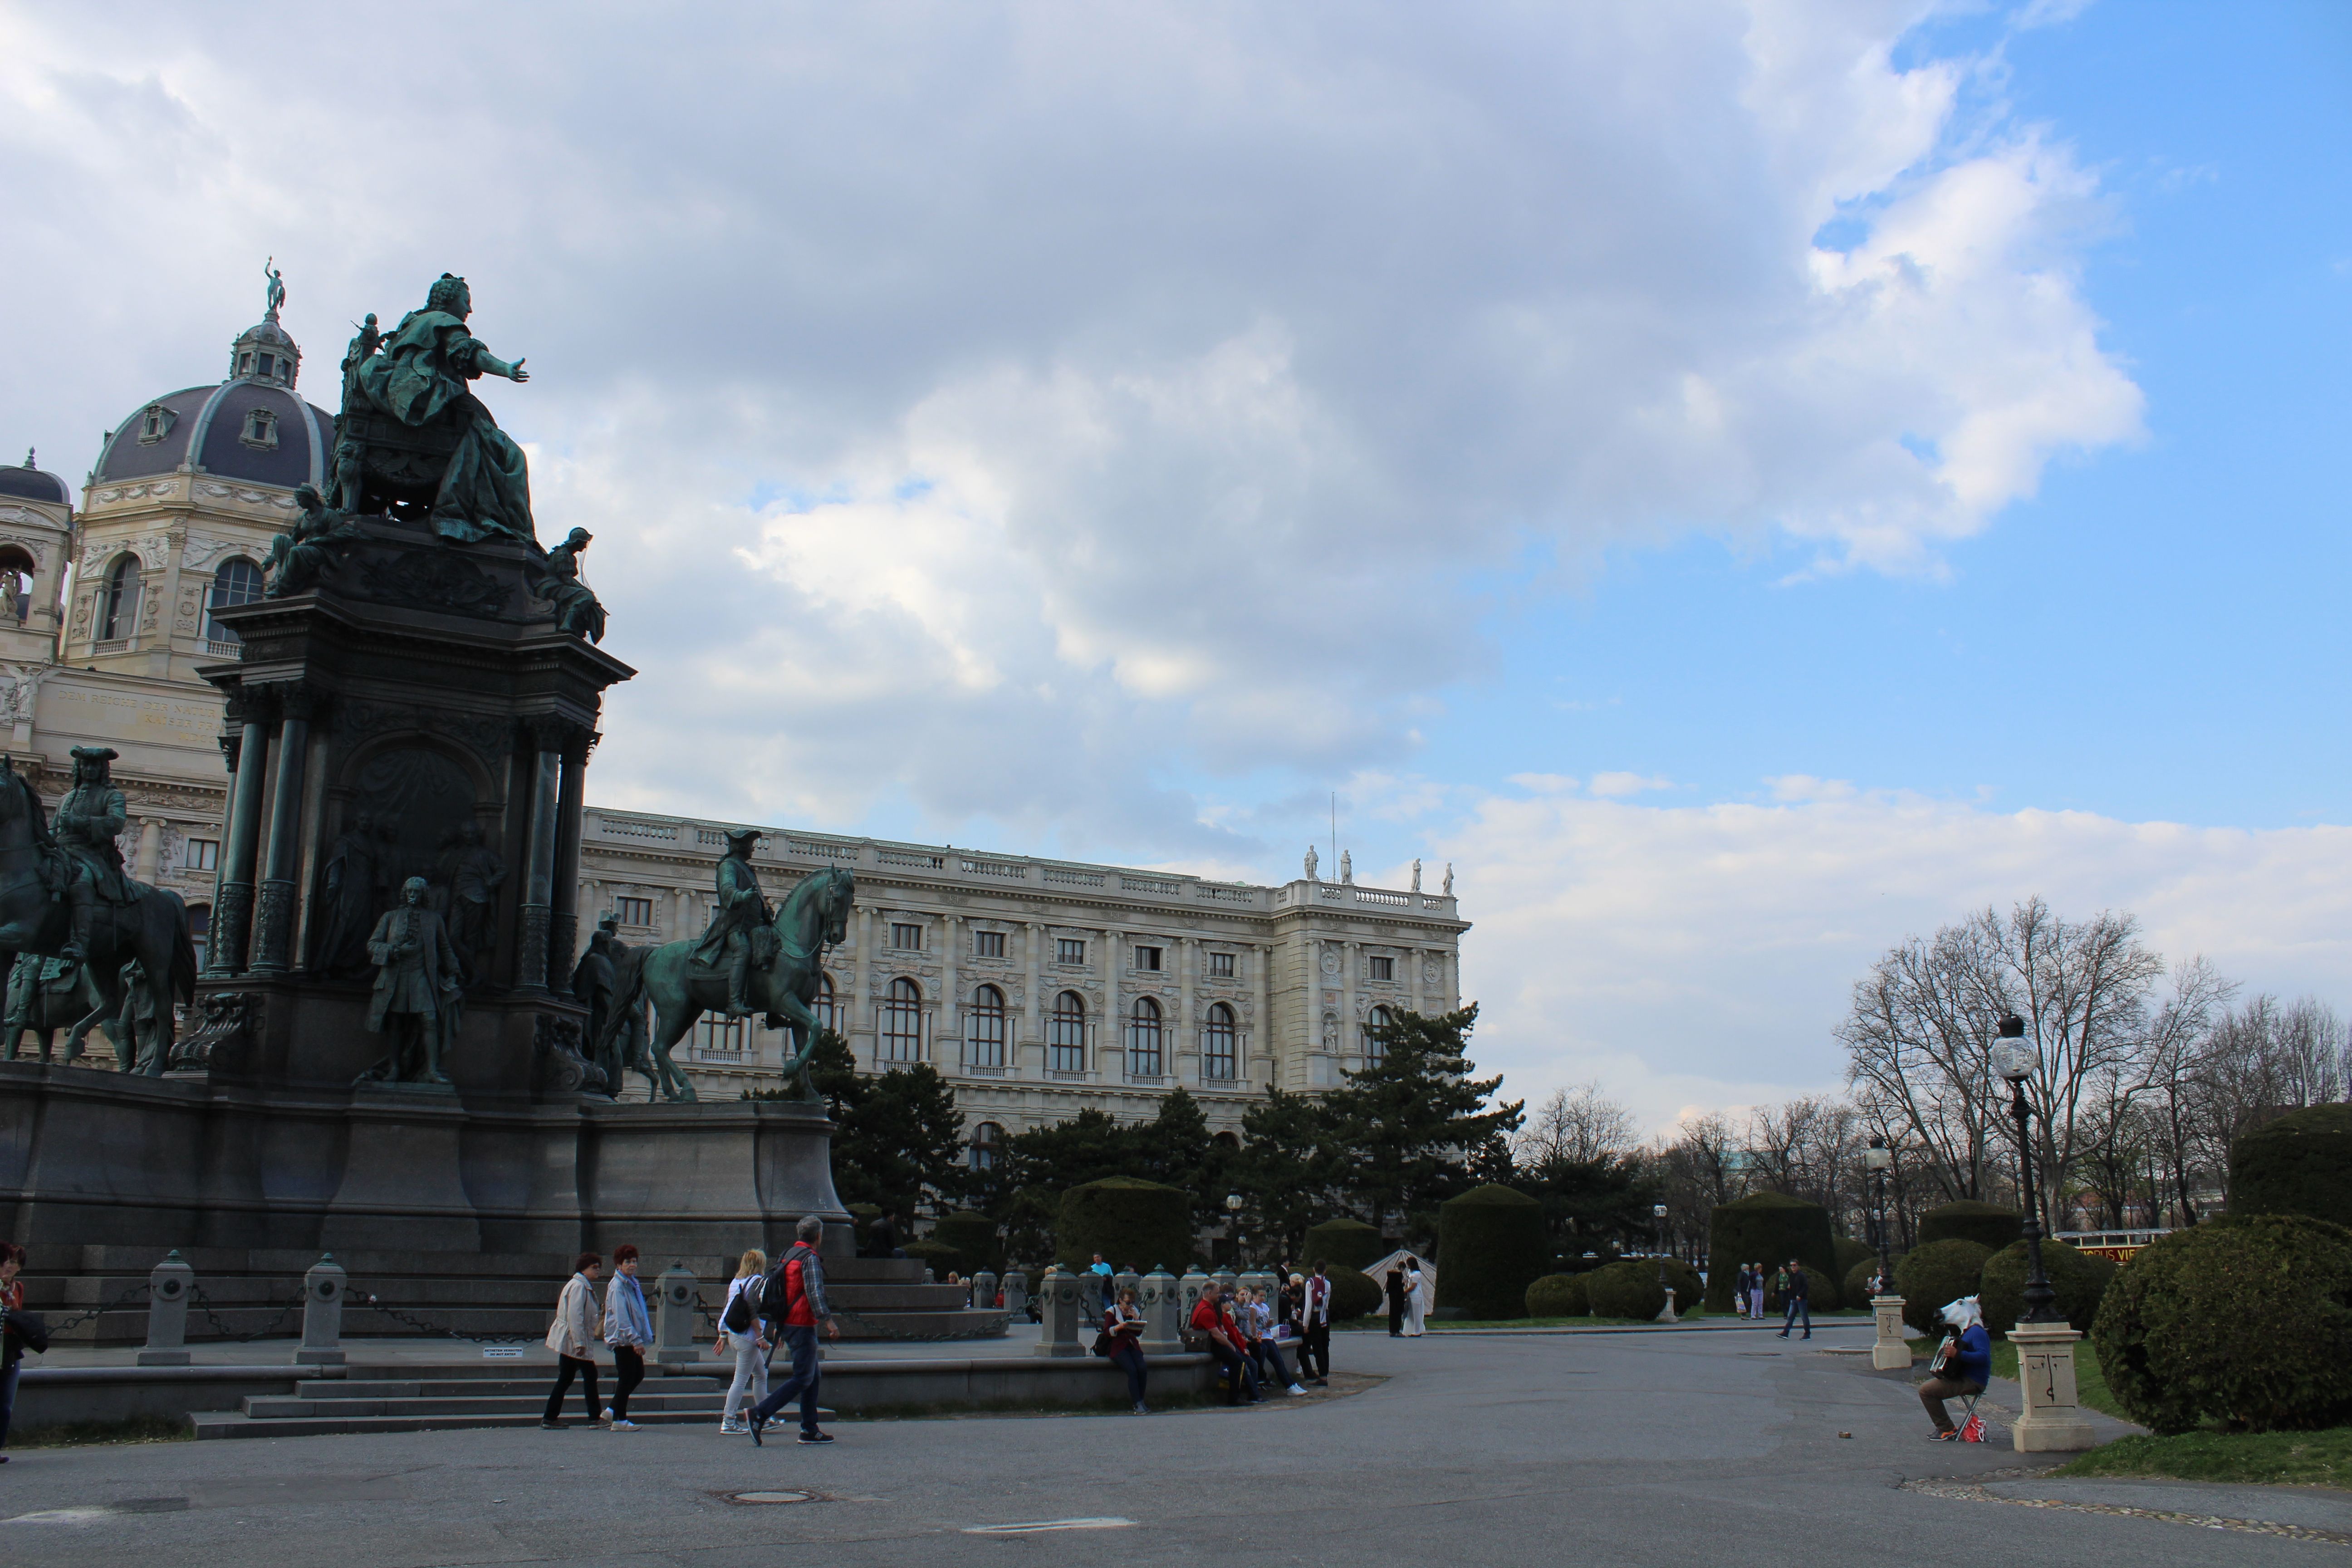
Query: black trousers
544 1354 600 1422
1388 1304 1404 1336
1300 1323 1330 1380
1108 1339 1148 1406
611 1345 645 1420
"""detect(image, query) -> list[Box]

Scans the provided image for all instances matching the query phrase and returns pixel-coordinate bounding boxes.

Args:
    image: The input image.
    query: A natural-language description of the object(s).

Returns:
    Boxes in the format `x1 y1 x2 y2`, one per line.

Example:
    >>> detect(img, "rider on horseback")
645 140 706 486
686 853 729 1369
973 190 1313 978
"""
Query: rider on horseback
692 827 773 1019
55 746 135 963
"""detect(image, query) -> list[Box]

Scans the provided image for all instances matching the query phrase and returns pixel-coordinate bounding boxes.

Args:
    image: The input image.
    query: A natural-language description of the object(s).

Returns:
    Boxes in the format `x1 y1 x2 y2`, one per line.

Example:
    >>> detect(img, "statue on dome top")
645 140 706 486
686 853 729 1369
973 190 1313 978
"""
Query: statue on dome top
263 257 286 320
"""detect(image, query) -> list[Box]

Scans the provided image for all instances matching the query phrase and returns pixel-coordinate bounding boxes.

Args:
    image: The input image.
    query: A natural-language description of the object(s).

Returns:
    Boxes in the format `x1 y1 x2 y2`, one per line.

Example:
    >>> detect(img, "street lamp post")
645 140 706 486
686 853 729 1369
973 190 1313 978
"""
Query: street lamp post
1651 1203 1676 1322
1992 1013 2059 1324
1225 1191 1244 1266
1863 1136 1894 1292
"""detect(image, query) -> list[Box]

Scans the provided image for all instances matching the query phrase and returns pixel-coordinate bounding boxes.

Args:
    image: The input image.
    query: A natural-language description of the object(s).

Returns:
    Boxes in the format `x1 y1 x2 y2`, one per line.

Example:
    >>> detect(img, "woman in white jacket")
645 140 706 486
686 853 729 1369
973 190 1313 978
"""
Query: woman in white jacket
541 1253 605 1429
715 1249 769 1435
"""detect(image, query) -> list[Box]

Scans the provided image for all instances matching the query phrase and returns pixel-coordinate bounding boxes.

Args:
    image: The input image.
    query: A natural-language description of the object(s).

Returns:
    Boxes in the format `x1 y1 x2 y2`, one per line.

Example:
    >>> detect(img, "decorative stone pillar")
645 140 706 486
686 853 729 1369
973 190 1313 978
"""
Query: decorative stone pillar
134 817 162 881
655 1262 700 1359
249 687 315 975
1408 945 1424 1016
1024 921 1044 1070
1342 939 1359 1062
1032 1264 1084 1357
971 1269 998 1311
1002 1268 1029 1323
1211 1267 1239 1299
1113 1266 1141 1309
2009 1322 2097 1451
940 913 959 1068
547 728 592 990
138 1250 193 1366
211 703 271 975
1178 936 1195 1080
1177 1267 1211 1333
853 906 873 1067
1871 1294 1911 1370
1104 925 1121 1079
1254 941 1270 1088
1138 1267 1183 1356
514 720 564 994
298 1254 348 1367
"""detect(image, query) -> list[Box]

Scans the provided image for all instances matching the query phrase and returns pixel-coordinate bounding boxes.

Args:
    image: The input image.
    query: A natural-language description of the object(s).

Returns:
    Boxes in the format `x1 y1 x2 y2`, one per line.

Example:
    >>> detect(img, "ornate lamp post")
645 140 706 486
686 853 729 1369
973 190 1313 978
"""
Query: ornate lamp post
1992 1012 2059 1324
1225 1191 1244 1265
1651 1203 1676 1322
1863 1136 1894 1291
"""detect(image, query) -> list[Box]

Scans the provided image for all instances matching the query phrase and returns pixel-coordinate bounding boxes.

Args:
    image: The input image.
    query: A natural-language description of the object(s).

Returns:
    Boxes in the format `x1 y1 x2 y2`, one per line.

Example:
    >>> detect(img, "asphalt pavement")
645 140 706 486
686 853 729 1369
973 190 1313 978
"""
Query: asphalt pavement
0 1320 2342 1566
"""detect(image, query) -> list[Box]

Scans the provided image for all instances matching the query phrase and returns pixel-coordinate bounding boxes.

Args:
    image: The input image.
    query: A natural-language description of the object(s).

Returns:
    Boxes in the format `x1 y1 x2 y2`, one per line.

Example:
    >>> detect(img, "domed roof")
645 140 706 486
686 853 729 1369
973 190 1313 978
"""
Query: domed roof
0 449 69 505
93 382 333 492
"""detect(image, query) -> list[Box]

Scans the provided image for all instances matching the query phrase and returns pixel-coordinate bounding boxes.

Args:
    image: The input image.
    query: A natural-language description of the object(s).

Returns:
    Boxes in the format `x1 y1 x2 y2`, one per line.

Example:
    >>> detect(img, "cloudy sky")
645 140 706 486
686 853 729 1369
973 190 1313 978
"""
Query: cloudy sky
3 1 2345 1131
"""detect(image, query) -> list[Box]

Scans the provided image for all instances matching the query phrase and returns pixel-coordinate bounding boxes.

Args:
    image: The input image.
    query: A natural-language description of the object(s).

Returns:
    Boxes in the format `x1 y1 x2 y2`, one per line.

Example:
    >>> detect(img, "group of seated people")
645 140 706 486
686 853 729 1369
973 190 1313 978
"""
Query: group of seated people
1094 1275 1312 1414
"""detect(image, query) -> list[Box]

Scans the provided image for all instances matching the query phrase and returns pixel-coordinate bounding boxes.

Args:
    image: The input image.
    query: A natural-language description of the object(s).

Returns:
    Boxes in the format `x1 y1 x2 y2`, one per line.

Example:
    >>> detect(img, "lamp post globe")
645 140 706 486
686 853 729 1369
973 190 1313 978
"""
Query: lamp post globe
1994 1012 2060 1325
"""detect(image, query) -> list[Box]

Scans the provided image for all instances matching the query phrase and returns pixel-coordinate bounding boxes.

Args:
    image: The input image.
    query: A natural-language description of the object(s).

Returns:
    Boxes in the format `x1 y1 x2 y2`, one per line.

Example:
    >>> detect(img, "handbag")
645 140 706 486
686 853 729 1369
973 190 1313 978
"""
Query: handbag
1091 1329 1113 1357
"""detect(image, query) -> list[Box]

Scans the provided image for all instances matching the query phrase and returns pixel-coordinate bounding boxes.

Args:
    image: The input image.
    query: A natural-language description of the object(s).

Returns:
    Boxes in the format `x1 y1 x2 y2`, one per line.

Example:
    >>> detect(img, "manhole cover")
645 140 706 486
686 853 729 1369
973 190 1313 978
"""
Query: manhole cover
730 1490 816 1506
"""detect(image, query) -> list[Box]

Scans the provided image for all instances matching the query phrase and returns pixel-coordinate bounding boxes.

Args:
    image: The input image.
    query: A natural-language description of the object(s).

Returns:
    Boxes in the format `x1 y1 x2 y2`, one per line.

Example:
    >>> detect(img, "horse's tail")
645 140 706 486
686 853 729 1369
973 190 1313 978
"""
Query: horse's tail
598 945 649 1057
157 889 196 1005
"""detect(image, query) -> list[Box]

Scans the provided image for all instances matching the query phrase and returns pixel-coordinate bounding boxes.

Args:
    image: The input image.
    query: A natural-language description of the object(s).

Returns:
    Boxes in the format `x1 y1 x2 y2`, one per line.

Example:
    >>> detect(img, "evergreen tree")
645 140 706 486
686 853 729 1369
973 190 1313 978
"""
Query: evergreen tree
1321 1004 1524 1231
757 1028 969 1218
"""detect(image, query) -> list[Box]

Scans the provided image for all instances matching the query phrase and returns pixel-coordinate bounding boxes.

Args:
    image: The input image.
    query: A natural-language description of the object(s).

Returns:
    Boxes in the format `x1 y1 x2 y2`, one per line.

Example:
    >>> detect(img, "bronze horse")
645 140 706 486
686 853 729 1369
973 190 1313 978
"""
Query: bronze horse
0 757 195 1074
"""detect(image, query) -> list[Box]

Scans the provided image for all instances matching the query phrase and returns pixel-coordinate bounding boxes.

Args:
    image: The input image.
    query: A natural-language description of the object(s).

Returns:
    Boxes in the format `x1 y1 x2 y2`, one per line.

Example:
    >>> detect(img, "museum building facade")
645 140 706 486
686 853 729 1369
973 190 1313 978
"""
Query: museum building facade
2 296 1469 1146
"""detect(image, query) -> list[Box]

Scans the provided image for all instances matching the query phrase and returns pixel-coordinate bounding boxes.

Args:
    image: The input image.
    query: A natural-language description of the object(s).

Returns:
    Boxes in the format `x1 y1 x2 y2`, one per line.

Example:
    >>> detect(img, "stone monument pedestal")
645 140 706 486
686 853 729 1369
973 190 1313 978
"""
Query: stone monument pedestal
1870 1294 1911 1369
2008 1320 2098 1451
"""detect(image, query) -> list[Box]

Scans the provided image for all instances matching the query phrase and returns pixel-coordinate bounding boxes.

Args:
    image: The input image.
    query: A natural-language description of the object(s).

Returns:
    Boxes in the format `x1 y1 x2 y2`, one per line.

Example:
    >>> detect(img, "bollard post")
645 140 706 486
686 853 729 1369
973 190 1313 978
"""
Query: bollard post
1112 1267 1141 1313
972 1269 999 1311
1002 1269 1028 1323
138 1250 194 1366
1211 1267 1239 1301
655 1262 700 1360
1138 1266 1183 1357
2008 1322 2098 1451
297 1254 348 1367
1177 1266 1211 1333
1031 1264 1085 1357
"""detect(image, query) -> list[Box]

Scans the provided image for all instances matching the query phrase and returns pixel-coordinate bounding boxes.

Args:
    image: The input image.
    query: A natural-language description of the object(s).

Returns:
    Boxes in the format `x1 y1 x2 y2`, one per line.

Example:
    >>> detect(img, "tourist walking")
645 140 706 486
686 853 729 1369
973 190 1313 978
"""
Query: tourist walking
1748 1261 1767 1319
1298 1263 1333 1386
541 1253 605 1429
1402 1257 1427 1337
1105 1284 1150 1414
1919 1298 1991 1440
1775 1259 1811 1340
1385 1262 1407 1337
748 1215 839 1446
603 1244 652 1431
1734 1264 1753 1317
716 1249 769 1434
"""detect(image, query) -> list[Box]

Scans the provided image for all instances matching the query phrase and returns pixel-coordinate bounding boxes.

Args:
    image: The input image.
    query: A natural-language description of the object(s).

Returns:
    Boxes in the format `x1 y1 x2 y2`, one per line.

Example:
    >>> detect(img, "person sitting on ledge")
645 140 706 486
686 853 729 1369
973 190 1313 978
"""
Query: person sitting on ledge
1920 1296 1992 1441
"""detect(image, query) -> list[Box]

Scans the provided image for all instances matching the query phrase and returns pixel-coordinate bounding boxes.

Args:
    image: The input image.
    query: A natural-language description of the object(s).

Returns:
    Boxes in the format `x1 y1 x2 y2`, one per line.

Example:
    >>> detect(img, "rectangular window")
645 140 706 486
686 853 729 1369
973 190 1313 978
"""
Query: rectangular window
1369 956 1393 981
614 896 653 928
695 1016 746 1059
1057 938 1086 965
1134 945 1161 971
1209 951 1235 979
974 929 1005 959
892 922 923 951
184 838 220 873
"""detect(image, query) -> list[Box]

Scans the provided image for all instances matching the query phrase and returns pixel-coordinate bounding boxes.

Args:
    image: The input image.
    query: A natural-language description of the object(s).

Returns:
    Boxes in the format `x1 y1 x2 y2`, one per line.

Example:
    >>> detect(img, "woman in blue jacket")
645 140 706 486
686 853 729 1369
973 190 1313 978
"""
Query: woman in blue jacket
1920 1296 1992 1439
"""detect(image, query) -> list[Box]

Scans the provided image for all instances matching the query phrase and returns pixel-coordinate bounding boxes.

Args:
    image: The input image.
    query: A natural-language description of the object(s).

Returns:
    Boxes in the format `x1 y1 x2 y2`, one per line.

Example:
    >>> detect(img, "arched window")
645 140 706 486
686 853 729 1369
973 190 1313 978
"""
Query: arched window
881 976 923 1062
0 546 33 625
1362 1004 1394 1066
1049 990 1086 1074
98 554 140 643
1203 1002 1237 1082
968 983 1006 1069
813 971 836 1034
969 1120 1004 1172
1213 1131 1240 1151
205 558 264 646
1128 996 1163 1078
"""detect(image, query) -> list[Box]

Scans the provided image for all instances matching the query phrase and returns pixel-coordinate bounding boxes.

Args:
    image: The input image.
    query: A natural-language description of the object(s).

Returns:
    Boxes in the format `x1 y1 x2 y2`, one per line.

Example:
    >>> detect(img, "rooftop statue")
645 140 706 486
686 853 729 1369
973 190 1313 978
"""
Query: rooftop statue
263 256 286 320
334 273 538 547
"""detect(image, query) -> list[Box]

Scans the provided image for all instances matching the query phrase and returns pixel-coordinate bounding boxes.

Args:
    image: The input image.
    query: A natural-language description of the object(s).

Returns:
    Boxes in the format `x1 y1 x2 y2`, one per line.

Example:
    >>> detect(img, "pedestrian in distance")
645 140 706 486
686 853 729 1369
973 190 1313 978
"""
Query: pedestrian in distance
603 1244 652 1431
1087 1251 1114 1317
1749 1261 1766 1320
715 1248 769 1434
1104 1284 1150 1414
1402 1256 1427 1337
0 1242 29 1462
748 1215 839 1447
1298 1262 1333 1386
1734 1263 1753 1317
1385 1261 1407 1337
541 1253 606 1429
1775 1258 1811 1340
1919 1297 1992 1440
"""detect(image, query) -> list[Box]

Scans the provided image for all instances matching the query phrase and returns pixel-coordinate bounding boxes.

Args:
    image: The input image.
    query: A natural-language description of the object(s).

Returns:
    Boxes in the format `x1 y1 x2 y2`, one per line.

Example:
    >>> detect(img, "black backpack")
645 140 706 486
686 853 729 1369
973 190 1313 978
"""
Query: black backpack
722 1279 756 1333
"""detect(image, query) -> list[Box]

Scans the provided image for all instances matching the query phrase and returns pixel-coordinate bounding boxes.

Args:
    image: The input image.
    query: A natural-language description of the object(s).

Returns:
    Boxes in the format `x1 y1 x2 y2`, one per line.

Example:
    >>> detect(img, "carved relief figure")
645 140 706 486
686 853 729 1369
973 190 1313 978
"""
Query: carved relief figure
534 527 606 642
358 876 461 1086
311 811 385 976
445 821 505 981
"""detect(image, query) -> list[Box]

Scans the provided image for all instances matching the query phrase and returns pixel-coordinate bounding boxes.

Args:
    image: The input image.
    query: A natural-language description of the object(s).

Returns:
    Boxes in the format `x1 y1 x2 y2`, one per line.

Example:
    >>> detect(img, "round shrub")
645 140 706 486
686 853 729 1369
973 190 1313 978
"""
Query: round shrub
1646 1257 1703 1315
1918 1200 2023 1253
2093 1214 2352 1435
1525 1273 1589 1318
1054 1177 1191 1274
1433 1185 1548 1321
2230 1103 2352 1228
1894 1239 1994 1336
1705 1193 1836 1312
928 1210 1001 1276
901 1239 960 1278
1585 1259 1668 1320
1843 1254 1898 1309
1323 1264 1383 1321
1301 1217 1385 1271
1832 1235 1877 1282
1977 1237 2116 1338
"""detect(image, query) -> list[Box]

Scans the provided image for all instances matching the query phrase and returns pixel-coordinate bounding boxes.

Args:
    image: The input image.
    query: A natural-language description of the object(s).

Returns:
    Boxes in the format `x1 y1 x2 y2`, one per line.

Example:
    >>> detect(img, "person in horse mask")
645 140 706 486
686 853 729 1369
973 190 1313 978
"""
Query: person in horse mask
55 746 135 963
692 827 773 1020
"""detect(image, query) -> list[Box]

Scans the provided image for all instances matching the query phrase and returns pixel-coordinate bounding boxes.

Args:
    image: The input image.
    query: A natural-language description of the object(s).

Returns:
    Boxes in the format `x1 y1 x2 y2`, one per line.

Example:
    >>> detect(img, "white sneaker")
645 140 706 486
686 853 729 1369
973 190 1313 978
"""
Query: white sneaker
1288 1383 1307 1395
609 1418 639 1431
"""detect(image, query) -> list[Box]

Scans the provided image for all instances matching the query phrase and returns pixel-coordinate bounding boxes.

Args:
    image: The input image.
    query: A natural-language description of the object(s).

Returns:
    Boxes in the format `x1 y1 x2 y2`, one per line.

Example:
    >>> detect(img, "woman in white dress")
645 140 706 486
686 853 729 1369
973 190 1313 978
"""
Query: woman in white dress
1402 1256 1428 1337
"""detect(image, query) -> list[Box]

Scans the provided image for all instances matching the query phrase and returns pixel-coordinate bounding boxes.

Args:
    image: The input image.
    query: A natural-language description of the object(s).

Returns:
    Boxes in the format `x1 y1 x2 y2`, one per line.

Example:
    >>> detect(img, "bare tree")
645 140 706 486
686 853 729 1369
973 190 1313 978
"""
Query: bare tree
1515 1081 1641 1169
1838 921 2008 1201
2132 957 2236 1226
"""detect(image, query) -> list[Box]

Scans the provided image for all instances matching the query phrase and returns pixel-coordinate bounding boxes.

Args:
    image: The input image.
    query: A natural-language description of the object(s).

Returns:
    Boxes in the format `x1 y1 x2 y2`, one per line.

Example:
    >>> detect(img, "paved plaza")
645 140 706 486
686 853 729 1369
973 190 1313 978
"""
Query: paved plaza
3 1322 2346 1566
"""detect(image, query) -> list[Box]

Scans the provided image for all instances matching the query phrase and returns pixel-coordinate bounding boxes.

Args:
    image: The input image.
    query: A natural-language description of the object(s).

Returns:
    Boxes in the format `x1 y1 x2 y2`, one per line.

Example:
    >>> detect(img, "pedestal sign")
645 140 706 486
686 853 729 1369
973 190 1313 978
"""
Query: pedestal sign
1870 1294 1911 1370
2008 1320 2097 1451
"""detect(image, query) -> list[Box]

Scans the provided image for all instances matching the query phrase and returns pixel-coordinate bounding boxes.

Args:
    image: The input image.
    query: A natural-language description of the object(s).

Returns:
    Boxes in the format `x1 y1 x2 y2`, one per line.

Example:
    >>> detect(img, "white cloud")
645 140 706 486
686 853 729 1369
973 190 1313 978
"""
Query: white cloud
1588 772 1675 798
1447 788 2352 1137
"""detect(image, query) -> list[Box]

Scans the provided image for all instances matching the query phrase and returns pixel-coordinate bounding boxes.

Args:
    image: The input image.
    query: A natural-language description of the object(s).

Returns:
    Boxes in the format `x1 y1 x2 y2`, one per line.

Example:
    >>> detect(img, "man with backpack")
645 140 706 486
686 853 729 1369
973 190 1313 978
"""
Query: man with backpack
748 1215 840 1446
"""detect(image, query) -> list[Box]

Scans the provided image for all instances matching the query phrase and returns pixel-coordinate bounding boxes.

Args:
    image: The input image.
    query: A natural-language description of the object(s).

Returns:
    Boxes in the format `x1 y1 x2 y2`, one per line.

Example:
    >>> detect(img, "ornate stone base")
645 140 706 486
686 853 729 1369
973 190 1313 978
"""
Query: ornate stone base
2008 1320 2099 1451
1871 1294 1912 1369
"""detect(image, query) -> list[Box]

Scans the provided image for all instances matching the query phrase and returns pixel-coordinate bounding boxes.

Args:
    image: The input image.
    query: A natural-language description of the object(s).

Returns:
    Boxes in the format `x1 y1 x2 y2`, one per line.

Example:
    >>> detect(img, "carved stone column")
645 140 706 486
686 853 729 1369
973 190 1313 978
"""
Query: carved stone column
546 727 592 991
250 687 315 975
514 719 564 995
211 699 272 975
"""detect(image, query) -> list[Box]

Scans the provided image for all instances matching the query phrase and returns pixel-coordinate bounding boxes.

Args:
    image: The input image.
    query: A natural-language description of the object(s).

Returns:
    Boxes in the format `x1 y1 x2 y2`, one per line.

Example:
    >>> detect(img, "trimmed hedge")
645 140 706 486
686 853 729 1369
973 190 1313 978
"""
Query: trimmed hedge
1832 1235 1877 1282
2093 1214 2352 1435
2230 1103 2352 1228
1434 1185 1549 1321
1585 1259 1668 1320
1525 1273 1590 1317
1324 1264 1384 1321
1705 1193 1835 1311
928 1210 1001 1277
1054 1177 1192 1274
1301 1217 1386 1270
901 1239 961 1278
1894 1239 1993 1336
1918 1200 2023 1253
1976 1237 2115 1337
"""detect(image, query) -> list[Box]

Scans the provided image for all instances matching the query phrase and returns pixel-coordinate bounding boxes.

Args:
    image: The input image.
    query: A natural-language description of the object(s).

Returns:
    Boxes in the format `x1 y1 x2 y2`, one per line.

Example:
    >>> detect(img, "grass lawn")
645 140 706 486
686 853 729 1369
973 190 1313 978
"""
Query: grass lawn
2057 1427 2352 1490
